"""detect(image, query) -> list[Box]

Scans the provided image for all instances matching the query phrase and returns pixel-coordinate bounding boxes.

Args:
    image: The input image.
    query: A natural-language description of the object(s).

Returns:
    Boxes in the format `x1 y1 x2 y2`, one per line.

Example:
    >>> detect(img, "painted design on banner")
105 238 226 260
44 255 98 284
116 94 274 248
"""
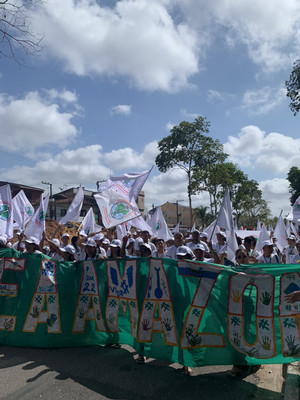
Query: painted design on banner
228 273 276 358
0 201 10 221
23 259 61 333
106 260 138 338
0 257 25 297
178 261 224 349
73 260 105 333
110 202 133 220
138 259 177 345
279 272 300 357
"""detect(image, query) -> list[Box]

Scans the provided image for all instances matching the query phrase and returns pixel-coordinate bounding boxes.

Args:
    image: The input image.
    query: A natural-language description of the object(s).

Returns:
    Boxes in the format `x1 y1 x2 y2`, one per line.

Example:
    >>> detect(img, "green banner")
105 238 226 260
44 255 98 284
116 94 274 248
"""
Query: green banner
1 248 300 367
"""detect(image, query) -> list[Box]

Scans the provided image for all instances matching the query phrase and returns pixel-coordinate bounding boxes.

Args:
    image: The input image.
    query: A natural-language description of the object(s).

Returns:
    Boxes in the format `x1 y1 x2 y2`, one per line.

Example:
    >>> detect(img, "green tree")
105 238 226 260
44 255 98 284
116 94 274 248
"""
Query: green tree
287 166 300 205
286 59 300 115
155 116 225 228
194 205 213 230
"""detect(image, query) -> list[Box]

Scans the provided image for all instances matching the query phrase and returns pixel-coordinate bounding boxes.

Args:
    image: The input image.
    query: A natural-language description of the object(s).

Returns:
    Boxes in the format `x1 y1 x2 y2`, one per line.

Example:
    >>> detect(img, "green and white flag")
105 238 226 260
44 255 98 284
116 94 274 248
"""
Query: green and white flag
24 193 49 241
12 190 34 230
94 189 141 229
81 207 96 235
0 184 13 238
59 185 84 225
147 207 173 241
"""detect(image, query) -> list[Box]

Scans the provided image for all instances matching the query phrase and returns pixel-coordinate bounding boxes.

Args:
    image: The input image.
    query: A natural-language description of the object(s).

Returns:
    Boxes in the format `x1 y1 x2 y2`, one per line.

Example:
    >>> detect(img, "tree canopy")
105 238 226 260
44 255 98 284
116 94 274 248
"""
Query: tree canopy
287 166 300 205
286 59 300 115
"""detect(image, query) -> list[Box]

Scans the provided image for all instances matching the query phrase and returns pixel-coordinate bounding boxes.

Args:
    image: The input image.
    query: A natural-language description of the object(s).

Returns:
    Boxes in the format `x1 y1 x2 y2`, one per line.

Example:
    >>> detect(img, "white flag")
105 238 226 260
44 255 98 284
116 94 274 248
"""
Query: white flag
216 189 238 261
289 195 300 223
256 219 261 231
127 215 154 235
0 184 14 238
285 218 291 236
273 215 288 252
81 207 96 235
147 207 173 241
290 222 299 239
59 185 84 225
98 168 152 201
94 189 141 229
173 222 180 233
256 224 270 252
12 190 34 230
204 219 220 244
25 193 49 241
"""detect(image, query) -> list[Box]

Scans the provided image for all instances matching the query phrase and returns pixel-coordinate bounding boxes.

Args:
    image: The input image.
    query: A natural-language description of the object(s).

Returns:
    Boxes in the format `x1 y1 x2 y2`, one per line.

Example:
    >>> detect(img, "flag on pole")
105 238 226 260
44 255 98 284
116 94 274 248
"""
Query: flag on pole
290 222 299 239
24 193 49 241
173 222 180 233
94 189 141 229
59 185 84 225
273 215 288 252
0 184 13 238
256 224 270 252
204 219 220 244
98 168 152 201
191 222 196 232
287 195 300 223
147 206 173 241
127 215 153 235
81 207 96 235
12 190 34 230
216 188 238 261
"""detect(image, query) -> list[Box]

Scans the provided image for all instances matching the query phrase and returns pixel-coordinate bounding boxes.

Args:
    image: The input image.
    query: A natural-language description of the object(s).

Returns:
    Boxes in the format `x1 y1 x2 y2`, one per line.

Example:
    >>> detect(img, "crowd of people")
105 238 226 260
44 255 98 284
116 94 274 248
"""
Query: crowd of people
0 225 300 376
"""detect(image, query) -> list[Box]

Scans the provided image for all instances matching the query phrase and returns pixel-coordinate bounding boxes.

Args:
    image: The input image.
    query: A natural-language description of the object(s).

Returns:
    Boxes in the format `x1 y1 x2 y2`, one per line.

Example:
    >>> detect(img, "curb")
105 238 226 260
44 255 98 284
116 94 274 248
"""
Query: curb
284 362 300 400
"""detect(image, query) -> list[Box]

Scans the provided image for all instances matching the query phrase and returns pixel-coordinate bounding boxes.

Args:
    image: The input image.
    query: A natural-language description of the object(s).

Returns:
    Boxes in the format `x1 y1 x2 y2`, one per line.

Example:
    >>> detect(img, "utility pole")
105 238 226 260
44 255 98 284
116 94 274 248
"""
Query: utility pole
175 200 184 225
41 181 53 219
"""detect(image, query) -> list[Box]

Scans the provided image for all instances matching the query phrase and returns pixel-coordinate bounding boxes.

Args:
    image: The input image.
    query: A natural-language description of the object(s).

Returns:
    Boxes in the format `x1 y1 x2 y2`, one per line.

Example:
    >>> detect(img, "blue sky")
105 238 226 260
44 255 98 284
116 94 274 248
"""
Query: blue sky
1 0 300 217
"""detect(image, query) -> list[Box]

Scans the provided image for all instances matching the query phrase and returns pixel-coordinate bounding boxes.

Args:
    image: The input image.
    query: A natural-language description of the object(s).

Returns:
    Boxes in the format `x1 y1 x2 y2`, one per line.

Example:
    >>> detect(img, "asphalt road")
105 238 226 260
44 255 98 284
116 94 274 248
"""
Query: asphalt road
0 345 284 400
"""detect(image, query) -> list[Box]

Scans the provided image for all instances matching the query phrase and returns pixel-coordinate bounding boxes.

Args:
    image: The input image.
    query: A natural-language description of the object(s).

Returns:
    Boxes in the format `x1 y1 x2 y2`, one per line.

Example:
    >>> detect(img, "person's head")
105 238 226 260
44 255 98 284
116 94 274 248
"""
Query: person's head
262 240 274 257
25 236 39 253
166 238 175 248
0 235 7 249
216 232 226 244
140 243 152 257
235 249 249 265
42 246 50 255
156 238 165 253
191 230 200 243
84 238 97 258
61 244 75 261
296 240 300 254
200 232 208 243
110 239 122 258
287 235 296 248
174 232 183 247
102 238 110 251
193 243 205 261
93 233 104 246
141 230 150 243
71 235 79 247
176 245 193 260
61 233 70 247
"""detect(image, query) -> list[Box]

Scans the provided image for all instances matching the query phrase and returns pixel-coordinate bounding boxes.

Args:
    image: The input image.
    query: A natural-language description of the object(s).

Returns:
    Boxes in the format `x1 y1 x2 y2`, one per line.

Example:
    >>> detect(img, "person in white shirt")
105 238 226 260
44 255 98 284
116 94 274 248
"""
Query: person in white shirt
187 229 209 253
152 238 167 258
257 240 281 264
141 230 156 252
212 232 226 255
166 232 184 259
290 240 300 264
282 235 297 264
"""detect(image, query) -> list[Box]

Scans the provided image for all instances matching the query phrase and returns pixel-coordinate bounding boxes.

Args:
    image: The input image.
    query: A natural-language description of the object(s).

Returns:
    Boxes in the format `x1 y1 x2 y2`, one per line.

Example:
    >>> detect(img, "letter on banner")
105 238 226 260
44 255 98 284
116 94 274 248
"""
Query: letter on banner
228 273 276 358
0 257 25 331
138 259 177 345
178 261 224 348
73 260 105 332
106 260 138 338
279 272 300 357
23 259 61 333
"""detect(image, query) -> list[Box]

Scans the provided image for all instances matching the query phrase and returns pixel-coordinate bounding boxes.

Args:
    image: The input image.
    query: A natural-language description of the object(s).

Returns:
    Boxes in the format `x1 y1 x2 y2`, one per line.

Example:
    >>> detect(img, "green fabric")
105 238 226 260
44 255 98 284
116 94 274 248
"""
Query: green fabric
1 248 300 367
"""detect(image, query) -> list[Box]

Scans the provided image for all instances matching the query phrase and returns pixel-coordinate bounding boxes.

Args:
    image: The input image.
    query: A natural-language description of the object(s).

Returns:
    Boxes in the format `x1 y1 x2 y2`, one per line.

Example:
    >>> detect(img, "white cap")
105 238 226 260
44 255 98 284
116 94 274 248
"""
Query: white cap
94 233 104 241
140 243 152 251
0 236 7 246
52 238 60 246
62 233 70 238
85 238 97 247
61 244 75 254
192 229 200 234
110 239 122 248
176 245 193 256
79 230 87 237
262 240 273 248
193 243 206 251
134 237 144 251
102 238 110 245
25 236 39 245
200 232 208 238
126 238 135 247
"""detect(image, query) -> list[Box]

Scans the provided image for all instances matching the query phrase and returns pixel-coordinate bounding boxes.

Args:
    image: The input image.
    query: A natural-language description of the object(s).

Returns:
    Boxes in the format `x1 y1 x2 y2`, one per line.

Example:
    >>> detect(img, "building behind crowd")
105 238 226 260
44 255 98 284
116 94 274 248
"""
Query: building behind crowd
160 201 199 230
0 181 44 206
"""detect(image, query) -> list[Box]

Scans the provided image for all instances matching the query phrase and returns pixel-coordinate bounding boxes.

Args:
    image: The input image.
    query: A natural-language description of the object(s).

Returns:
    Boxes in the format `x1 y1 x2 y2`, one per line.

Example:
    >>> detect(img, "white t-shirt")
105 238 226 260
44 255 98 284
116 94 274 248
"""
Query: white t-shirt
257 254 281 264
283 246 298 264
291 253 300 264
187 240 209 253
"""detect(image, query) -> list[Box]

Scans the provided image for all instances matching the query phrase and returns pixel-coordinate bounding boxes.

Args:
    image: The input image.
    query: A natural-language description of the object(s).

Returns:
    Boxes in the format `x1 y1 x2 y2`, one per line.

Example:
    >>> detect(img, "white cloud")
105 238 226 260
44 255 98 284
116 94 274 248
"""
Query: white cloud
207 89 234 103
259 178 291 217
180 109 198 119
242 87 287 115
105 141 158 170
110 104 132 116
224 126 300 174
0 91 79 152
165 122 174 131
32 0 199 92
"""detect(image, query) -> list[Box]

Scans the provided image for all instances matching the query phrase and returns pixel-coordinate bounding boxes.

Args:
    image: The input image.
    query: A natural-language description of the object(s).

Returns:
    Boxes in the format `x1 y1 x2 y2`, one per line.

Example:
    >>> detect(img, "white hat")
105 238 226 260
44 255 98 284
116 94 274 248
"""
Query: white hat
134 237 144 251
0 236 7 246
192 229 200 234
193 244 206 251
217 231 226 237
102 238 110 245
140 243 152 251
62 233 70 238
288 235 296 240
176 245 193 256
200 232 208 238
25 236 39 245
52 238 60 246
85 238 97 247
110 239 122 248
126 238 135 247
262 240 273 248
93 233 104 241
79 230 87 237
61 244 75 254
